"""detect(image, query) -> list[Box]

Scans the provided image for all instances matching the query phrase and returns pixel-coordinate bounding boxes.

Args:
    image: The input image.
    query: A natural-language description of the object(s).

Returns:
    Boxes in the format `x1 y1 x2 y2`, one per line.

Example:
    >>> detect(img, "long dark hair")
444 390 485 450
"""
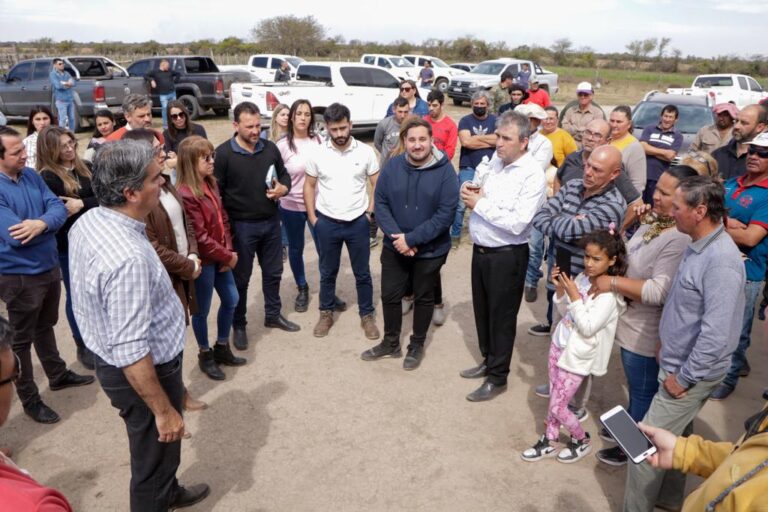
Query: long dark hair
165 100 196 140
91 109 116 138
26 105 56 136
286 99 317 153
580 228 628 277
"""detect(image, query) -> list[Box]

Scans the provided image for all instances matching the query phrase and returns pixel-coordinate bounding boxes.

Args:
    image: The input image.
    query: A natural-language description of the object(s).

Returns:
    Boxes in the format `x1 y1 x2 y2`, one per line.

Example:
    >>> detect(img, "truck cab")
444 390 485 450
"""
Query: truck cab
401 54 466 93
360 54 418 82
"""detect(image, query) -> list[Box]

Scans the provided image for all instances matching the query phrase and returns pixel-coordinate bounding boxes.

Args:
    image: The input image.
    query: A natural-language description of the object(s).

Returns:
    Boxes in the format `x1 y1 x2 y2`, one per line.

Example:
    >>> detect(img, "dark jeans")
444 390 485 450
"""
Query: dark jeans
192 265 239 349
621 347 660 423
404 274 443 304
471 243 528 386
0 268 67 407
314 212 373 316
58 252 85 349
231 217 283 327
380 247 446 349
279 206 316 288
724 279 762 389
96 353 184 512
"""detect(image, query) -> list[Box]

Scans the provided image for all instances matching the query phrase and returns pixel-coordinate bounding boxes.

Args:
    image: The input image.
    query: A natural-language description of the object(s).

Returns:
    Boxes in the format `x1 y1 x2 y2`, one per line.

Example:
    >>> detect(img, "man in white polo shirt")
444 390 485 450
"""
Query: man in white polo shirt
304 103 381 341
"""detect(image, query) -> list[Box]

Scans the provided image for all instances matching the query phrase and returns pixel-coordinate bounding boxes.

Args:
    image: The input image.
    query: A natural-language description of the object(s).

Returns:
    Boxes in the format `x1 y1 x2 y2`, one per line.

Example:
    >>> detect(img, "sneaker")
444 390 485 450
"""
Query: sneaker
361 341 402 361
369 237 378 248
451 236 460 250
401 296 414 315
313 310 334 338
527 323 551 336
596 446 627 466
534 383 550 398
520 435 558 462
432 303 447 326
557 433 592 464
361 313 380 340
598 427 615 443
524 285 538 303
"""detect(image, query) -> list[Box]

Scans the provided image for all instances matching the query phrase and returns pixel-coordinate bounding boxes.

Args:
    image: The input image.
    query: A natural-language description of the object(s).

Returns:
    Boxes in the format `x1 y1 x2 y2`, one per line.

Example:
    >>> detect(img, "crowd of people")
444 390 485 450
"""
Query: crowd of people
0 71 766 511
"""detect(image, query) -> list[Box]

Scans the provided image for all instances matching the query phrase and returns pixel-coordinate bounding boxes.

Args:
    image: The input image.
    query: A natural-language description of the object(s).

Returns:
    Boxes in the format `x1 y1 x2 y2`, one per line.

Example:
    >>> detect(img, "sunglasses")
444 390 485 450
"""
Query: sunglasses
170 112 186 120
577 92 591 97
748 146 768 158
400 87 413 92
0 353 21 388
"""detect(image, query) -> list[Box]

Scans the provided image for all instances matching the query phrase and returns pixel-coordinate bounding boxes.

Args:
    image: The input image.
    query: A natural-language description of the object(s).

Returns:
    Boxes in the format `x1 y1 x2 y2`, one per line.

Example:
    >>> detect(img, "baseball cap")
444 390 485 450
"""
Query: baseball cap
576 82 593 94
529 77 540 83
747 131 768 147
516 103 547 120
713 103 739 119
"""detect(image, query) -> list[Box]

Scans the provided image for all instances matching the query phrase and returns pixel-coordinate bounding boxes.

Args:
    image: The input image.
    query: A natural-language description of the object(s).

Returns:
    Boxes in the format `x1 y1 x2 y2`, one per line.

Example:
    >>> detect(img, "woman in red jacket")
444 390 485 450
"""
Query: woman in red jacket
176 136 244 380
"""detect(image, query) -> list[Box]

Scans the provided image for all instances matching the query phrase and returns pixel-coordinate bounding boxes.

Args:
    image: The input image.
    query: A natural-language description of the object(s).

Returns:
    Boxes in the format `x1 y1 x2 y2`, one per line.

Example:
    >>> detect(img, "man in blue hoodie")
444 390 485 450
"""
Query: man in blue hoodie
362 117 459 370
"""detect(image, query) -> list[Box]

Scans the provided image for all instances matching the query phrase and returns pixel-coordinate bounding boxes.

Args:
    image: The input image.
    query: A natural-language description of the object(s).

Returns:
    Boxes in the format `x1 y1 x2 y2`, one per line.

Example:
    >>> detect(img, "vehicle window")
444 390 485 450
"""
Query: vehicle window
286 57 304 68
363 56 375 65
535 63 544 74
271 59 283 70
297 65 332 83
403 56 415 65
32 62 51 81
430 57 448 68
738 77 749 90
504 64 520 75
251 57 268 68
183 58 217 73
391 57 413 68
632 102 714 135
747 77 764 92
340 67 368 87
71 59 107 78
471 62 505 75
104 62 125 77
368 69 400 89
8 62 32 82
127 60 150 77
694 75 733 87
172 59 184 72
377 58 392 69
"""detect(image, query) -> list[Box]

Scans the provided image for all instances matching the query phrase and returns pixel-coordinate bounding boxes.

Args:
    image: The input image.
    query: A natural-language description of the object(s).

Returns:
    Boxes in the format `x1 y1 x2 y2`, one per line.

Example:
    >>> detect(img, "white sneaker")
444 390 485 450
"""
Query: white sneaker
521 435 558 462
557 433 592 464
432 303 447 326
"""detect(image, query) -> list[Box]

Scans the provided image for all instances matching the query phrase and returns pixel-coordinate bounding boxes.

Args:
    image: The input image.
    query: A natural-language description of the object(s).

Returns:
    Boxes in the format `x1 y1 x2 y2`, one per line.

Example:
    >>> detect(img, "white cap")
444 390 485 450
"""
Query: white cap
576 81 593 94
515 103 547 120
747 132 768 148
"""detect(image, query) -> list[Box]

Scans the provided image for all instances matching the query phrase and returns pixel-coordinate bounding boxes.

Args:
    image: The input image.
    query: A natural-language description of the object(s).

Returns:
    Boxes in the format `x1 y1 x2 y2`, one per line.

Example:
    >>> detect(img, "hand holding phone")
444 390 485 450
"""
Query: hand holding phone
600 406 657 464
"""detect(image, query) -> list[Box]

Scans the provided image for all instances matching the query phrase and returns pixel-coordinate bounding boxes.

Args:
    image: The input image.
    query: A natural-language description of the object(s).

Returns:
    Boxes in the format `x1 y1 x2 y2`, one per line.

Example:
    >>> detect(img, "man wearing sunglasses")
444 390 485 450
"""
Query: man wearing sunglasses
561 82 605 147
713 104 768 180
710 131 768 401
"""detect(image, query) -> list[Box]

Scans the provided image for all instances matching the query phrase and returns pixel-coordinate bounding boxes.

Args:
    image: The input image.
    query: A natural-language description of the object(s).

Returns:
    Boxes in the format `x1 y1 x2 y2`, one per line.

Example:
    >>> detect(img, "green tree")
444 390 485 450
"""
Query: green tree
656 37 671 60
550 38 572 65
626 40 643 68
250 15 326 55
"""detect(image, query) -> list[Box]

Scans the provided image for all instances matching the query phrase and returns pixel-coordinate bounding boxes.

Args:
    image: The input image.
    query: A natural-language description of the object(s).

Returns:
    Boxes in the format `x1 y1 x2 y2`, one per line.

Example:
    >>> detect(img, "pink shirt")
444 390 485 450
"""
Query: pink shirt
276 135 322 212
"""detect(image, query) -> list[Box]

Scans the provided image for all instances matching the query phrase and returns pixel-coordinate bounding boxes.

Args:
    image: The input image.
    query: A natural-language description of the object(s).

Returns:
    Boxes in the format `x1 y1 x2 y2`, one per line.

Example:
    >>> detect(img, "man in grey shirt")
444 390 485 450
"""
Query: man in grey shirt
623 175 745 512
374 97 410 166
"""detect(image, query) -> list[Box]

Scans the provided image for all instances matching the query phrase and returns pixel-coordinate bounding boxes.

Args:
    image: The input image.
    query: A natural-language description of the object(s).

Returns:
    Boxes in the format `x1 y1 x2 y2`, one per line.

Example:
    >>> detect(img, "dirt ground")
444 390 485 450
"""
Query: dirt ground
2 108 767 511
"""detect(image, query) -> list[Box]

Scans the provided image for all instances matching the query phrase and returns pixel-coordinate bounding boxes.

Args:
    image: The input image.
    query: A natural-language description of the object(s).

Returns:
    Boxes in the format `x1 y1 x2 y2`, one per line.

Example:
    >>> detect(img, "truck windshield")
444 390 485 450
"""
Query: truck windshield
633 103 714 135
471 62 505 75
390 57 413 68
286 57 305 68
430 57 449 68
694 76 733 87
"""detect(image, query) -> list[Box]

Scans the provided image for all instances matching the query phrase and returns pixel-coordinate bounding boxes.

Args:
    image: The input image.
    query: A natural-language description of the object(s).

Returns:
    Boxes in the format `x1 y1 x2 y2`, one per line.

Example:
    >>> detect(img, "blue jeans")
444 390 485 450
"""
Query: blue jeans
450 167 476 238
58 251 84 348
525 227 546 287
55 100 76 132
620 348 660 423
158 92 176 128
723 279 762 389
279 207 316 288
314 212 373 316
192 265 239 349
231 217 284 327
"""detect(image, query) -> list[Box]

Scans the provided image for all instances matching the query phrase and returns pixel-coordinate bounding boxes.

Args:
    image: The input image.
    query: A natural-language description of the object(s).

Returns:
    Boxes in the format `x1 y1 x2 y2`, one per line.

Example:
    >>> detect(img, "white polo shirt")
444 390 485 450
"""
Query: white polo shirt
305 138 380 221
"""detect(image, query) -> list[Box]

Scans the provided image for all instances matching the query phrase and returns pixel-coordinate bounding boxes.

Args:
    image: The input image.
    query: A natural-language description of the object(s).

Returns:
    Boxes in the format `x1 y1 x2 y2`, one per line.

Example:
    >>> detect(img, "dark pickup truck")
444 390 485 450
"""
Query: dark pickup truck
0 56 148 130
127 56 250 119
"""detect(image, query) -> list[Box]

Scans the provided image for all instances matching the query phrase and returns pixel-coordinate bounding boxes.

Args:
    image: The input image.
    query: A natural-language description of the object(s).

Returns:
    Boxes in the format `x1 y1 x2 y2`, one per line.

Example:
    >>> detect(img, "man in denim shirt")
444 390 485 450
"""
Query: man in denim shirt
49 58 76 132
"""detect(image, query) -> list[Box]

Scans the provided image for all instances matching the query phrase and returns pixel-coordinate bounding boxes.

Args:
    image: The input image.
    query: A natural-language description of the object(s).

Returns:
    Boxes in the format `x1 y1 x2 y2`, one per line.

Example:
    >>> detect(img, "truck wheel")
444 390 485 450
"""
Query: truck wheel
435 78 449 94
213 108 228 116
452 98 463 106
178 95 201 120
314 114 327 140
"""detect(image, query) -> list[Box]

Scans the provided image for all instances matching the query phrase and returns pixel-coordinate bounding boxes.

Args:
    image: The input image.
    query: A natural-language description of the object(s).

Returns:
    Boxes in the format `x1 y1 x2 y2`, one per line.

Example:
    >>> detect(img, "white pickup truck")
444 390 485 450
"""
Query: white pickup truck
667 74 768 109
219 54 305 83
402 55 466 93
228 62 401 133
447 58 559 106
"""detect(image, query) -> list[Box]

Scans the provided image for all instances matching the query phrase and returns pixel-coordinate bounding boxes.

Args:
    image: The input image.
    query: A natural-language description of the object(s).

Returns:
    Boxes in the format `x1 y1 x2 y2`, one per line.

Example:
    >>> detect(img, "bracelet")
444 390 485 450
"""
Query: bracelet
610 276 618 293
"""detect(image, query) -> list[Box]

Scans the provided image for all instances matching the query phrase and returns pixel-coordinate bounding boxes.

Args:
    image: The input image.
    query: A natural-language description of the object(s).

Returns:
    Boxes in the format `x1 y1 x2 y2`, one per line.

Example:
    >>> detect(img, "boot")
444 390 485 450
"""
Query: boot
198 350 225 380
213 342 247 366
295 285 309 313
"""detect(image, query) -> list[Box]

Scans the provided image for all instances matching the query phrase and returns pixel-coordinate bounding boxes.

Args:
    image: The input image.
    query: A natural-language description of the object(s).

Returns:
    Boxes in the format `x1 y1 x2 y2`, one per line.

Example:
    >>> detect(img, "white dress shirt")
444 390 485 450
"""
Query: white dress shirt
469 152 546 247
528 130 554 171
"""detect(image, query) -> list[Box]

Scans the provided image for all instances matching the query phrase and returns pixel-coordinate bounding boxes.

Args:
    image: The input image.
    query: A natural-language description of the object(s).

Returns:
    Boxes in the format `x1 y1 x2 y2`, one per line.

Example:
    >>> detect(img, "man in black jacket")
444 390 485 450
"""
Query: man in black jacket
145 59 180 129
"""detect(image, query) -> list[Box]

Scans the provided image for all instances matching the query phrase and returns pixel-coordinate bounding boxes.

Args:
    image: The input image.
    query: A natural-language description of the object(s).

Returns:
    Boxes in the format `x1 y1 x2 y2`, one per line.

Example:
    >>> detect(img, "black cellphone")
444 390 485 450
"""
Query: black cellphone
555 248 572 277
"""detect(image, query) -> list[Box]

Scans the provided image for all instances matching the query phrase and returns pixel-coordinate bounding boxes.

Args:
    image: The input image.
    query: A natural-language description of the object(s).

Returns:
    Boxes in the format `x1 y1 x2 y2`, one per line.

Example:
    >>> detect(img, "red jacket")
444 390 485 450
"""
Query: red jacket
178 182 233 266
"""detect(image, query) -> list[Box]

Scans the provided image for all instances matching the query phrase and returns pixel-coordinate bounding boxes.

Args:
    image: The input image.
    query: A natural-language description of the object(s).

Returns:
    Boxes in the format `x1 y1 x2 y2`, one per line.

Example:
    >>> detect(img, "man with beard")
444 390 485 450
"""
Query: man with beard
690 103 738 154
106 94 164 144
362 117 458 370
374 97 410 166
713 104 767 180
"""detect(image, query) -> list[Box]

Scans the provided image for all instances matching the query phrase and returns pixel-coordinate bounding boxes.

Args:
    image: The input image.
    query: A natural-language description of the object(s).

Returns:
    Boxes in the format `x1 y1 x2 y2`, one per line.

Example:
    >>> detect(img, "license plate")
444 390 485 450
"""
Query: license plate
453 87 462 92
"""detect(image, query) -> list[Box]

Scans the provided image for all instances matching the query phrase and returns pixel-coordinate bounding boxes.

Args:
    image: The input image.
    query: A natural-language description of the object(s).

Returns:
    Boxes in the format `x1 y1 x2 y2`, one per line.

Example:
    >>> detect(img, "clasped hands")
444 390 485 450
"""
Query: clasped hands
391 233 417 257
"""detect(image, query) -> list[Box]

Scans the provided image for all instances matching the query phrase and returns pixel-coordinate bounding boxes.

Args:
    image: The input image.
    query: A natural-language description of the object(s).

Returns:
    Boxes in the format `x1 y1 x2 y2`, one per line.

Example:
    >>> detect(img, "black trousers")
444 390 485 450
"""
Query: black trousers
381 247 446 349
96 354 184 512
471 243 528 386
0 268 67 408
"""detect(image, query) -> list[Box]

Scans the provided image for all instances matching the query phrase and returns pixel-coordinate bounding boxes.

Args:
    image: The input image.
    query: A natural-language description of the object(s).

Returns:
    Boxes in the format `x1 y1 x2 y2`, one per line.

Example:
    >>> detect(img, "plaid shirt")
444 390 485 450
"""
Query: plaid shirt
532 179 625 275
68 207 185 368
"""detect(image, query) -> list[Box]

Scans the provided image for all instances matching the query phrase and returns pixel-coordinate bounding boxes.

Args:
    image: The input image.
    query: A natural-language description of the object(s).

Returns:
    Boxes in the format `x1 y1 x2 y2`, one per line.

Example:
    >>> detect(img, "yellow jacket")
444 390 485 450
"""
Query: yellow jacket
674 404 768 511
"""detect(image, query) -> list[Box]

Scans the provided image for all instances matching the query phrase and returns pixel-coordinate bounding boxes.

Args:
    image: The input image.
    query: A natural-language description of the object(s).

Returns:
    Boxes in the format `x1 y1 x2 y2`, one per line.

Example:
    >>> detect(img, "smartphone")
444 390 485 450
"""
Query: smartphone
555 248 572 278
464 181 481 191
600 406 657 464
265 165 276 190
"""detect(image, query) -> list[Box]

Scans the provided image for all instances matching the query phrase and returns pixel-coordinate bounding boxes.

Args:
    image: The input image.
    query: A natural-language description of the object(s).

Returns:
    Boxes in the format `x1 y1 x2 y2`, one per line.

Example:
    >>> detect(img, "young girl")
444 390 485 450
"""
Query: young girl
23 105 55 169
522 227 627 464
83 109 115 162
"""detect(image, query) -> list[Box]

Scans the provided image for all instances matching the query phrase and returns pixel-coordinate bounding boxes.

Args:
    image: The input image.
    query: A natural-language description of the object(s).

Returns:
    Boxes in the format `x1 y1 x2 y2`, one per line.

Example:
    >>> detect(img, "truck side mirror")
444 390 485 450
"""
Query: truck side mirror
111 70 126 78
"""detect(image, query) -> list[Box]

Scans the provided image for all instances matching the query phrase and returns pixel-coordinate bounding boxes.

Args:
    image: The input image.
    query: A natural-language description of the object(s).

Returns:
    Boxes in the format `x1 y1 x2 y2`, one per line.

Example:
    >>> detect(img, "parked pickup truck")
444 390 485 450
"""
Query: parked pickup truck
219 54 305 83
229 62 400 133
666 74 768 109
127 55 251 119
0 56 148 130
447 58 559 106
402 55 466 93
361 54 419 82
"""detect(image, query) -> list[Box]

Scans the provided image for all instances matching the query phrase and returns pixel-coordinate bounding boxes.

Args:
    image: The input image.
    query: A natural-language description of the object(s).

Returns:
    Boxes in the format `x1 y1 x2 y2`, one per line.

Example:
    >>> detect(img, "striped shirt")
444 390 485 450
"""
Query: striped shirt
68 207 186 368
532 179 625 275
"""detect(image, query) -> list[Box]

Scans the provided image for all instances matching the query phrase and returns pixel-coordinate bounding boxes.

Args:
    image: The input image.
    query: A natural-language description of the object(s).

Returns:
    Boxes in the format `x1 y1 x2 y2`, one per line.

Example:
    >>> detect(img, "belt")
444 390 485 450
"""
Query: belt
317 211 364 224
473 243 527 254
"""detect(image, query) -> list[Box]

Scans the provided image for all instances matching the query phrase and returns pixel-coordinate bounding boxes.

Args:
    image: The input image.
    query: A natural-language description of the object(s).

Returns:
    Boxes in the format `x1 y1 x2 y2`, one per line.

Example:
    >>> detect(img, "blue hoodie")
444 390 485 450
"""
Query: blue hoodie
374 148 459 258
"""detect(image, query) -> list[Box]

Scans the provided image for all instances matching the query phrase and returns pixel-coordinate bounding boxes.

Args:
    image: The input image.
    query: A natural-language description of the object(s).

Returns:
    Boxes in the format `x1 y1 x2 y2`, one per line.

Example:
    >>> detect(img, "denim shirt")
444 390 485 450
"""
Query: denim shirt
49 69 75 102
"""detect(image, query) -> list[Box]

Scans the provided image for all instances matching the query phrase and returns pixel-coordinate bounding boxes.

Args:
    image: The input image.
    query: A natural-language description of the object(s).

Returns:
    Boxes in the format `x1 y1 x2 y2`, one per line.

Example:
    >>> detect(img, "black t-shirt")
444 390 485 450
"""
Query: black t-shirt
146 69 180 94
163 124 208 154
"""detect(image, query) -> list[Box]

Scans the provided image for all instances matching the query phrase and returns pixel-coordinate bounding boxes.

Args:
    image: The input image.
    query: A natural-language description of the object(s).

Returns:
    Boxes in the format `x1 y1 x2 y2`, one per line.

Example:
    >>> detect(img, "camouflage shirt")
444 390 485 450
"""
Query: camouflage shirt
490 83 509 114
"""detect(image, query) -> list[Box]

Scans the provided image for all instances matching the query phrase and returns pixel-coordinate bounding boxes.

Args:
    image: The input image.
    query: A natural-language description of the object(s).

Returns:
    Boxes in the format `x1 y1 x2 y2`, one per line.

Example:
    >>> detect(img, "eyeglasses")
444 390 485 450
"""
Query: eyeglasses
748 146 768 158
583 129 602 140
202 154 215 163
0 353 21 388
400 87 413 92
154 147 168 162
62 140 77 150
170 112 186 120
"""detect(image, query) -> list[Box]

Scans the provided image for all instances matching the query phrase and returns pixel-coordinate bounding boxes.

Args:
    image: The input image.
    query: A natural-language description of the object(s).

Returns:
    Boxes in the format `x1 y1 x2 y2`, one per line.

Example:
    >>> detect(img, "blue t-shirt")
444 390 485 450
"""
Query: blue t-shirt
458 114 497 169
515 70 531 89
640 124 683 182
724 176 768 281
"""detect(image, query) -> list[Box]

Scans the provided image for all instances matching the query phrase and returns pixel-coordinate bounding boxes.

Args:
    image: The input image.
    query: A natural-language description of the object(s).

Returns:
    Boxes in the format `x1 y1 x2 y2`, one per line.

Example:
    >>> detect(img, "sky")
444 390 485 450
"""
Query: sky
1 0 766 59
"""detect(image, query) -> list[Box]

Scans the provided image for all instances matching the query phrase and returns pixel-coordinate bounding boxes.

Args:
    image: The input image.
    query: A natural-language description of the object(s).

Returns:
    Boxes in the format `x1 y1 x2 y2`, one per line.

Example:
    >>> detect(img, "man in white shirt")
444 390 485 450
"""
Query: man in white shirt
304 103 381 341
459 110 547 401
